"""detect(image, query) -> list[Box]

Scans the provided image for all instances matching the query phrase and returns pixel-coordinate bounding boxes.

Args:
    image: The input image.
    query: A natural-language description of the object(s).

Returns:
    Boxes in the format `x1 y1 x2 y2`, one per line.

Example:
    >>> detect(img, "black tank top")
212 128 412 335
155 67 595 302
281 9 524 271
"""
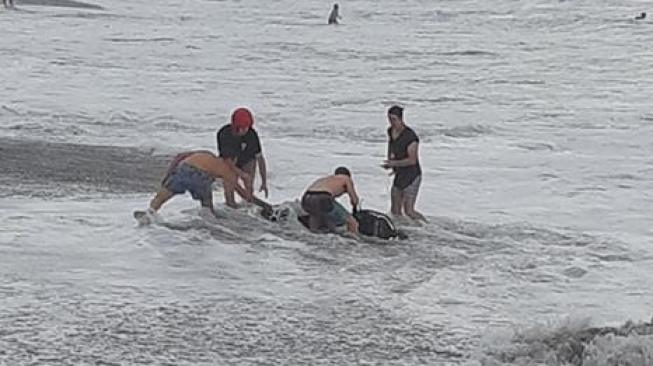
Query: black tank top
388 126 421 189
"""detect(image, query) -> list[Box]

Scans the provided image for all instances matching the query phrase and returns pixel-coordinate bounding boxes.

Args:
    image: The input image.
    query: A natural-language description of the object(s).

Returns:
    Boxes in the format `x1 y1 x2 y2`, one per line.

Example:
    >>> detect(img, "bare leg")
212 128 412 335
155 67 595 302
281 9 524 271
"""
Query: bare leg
390 185 404 216
403 193 427 222
149 187 175 211
240 160 256 199
345 215 359 234
200 197 225 220
308 215 322 232
134 187 174 225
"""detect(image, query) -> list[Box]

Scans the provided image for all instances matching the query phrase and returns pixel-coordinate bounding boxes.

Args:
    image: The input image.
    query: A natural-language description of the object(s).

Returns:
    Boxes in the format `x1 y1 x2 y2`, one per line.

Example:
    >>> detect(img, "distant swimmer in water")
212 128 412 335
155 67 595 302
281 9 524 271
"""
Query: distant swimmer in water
134 150 253 225
301 167 360 236
3 0 14 8
328 3 341 25
635 12 646 20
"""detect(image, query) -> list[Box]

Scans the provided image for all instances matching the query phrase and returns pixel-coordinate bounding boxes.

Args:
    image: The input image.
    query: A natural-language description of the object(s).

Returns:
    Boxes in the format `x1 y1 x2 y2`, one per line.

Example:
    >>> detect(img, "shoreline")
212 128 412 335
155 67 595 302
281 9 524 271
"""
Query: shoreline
0 138 169 196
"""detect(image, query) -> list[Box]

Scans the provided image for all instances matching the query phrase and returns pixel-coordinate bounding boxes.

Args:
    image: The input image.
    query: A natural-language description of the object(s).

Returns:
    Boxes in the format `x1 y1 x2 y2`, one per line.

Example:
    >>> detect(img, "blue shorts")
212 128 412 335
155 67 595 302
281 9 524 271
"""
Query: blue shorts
325 201 349 227
163 163 214 205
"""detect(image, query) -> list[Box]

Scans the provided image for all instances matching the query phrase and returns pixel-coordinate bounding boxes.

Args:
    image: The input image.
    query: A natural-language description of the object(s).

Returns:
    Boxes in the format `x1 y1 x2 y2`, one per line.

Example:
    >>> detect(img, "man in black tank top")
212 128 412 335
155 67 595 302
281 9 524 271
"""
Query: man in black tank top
381 106 426 221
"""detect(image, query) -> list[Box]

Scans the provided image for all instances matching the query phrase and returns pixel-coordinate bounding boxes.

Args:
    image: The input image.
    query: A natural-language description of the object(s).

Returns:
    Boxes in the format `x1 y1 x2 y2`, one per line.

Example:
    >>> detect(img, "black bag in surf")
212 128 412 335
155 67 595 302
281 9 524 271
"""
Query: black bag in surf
352 208 406 240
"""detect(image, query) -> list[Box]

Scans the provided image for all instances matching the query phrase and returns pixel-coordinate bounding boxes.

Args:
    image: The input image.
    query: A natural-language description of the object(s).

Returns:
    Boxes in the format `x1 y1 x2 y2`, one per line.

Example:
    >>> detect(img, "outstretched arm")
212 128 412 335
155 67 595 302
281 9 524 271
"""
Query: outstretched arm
225 158 251 182
345 177 360 209
223 175 252 209
234 180 252 203
256 153 268 198
223 188 237 209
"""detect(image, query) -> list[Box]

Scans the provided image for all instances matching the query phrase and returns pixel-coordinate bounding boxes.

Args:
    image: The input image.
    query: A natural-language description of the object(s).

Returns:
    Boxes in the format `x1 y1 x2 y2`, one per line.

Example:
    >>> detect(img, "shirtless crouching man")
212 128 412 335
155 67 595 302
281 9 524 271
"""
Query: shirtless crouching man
301 167 360 235
134 150 252 224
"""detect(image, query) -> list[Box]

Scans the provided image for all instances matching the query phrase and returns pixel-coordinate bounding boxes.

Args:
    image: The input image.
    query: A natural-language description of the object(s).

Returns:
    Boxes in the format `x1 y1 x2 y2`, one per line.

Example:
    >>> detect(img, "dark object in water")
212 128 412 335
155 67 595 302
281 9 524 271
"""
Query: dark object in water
635 12 646 20
328 3 340 25
297 208 407 240
256 197 407 240
353 208 407 239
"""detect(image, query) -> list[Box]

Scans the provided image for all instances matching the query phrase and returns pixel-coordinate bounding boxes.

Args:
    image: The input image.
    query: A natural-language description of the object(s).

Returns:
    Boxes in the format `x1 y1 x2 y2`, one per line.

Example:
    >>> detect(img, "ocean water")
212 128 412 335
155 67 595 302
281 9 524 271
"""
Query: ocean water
1 0 653 364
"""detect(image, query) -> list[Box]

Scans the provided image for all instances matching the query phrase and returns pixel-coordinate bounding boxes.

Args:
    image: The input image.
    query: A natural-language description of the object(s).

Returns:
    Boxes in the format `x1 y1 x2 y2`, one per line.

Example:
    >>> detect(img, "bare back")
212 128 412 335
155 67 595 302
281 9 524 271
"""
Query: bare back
182 152 235 181
180 151 250 206
307 175 349 198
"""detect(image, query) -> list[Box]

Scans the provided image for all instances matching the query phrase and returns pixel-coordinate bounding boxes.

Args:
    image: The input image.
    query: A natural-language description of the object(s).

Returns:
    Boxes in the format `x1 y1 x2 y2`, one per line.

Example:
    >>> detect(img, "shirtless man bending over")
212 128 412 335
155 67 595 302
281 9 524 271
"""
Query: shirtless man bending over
134 150 252 224
300 166 360 235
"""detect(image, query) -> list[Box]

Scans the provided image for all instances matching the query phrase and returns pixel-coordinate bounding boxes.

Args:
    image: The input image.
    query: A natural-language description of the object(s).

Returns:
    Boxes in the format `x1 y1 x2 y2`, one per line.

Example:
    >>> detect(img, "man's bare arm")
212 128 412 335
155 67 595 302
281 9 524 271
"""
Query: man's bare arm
222 175 251 209
346 178 360 208
234 180 252 202
256 153 268 197
224 158 250 181
223 186 238 209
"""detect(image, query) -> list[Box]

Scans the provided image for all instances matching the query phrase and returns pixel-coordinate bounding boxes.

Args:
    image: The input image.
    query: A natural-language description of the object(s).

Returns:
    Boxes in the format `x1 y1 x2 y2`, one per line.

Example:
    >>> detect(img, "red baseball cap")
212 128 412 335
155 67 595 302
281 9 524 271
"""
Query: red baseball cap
231 107 254 129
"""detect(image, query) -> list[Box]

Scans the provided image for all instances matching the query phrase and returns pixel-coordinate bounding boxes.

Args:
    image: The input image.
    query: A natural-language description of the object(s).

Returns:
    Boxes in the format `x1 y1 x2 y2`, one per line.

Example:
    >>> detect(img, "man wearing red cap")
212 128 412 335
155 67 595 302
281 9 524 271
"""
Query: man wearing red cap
216 107 269 199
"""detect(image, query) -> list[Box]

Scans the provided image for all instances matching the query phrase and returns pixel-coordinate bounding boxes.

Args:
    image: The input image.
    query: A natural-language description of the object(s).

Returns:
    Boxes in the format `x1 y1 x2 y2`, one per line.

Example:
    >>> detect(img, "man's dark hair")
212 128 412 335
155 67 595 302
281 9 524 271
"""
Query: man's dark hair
388 105 403 119
334 166 351 177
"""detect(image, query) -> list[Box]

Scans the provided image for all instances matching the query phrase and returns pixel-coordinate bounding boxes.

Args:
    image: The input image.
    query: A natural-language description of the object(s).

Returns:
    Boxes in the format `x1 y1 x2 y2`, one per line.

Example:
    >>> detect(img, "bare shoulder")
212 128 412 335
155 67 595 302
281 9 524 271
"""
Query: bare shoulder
341 175 354 185
196 150 218 158
336 175 354 191
329 174 349 185
184 151 210 164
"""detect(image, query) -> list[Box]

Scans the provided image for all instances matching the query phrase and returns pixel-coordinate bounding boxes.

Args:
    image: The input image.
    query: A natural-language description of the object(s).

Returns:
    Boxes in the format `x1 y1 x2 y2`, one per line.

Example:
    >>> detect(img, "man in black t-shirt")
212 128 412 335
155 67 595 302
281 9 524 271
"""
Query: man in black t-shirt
216 107 269 198
381 105 426 221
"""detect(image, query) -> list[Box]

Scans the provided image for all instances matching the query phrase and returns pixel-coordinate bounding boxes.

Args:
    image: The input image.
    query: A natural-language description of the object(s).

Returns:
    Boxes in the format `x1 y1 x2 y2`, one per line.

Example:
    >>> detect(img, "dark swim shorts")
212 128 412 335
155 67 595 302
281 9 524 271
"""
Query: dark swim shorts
301 191 349 228
163 163 214 205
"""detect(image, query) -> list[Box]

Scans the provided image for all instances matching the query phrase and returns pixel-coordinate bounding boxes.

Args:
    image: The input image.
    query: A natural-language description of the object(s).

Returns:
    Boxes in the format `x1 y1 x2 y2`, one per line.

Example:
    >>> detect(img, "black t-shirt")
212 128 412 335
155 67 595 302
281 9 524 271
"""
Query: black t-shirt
388 126 421 189
216 124 262 168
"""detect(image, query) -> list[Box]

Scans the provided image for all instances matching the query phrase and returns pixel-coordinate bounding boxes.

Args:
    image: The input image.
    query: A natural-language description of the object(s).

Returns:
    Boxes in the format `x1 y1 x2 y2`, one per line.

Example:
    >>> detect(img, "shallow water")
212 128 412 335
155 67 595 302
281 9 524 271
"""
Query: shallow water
1 0 653 364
